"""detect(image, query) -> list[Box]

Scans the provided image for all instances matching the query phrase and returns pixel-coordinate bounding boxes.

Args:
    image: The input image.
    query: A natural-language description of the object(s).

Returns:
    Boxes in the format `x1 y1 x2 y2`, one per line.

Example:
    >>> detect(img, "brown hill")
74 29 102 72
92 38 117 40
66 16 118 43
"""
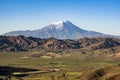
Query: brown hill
78 37 120 50
78 66 120 80
0 36 120 52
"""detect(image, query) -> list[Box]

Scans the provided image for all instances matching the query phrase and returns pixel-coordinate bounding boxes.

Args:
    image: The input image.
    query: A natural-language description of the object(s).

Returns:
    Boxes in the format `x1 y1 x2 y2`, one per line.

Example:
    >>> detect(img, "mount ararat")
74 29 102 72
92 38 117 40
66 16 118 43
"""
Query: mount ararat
4 21 116 39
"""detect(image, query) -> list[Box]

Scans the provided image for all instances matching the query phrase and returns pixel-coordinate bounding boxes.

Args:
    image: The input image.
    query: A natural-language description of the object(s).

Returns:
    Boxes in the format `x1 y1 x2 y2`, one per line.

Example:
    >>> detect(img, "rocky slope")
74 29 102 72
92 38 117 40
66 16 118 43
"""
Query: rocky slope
0 36 120 52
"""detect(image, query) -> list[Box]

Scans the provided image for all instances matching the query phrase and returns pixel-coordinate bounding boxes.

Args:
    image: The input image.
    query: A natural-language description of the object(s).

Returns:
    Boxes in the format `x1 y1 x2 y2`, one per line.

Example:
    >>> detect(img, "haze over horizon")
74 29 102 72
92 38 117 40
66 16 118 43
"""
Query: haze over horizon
0 0 120 36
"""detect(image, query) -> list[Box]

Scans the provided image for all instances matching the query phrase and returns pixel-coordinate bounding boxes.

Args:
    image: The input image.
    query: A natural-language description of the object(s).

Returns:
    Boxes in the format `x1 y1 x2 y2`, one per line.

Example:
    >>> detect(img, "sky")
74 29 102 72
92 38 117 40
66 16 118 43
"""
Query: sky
0 0 120 35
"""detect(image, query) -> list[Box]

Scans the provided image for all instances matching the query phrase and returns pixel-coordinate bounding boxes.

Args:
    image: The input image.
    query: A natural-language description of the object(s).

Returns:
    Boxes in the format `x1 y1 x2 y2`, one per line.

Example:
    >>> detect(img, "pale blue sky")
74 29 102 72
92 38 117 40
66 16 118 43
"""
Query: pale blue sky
0 0 120 35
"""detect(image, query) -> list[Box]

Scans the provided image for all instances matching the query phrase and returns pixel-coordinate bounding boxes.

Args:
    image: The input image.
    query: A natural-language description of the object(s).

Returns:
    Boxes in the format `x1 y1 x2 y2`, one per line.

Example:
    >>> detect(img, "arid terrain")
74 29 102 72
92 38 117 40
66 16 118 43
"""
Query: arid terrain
0 36 120 80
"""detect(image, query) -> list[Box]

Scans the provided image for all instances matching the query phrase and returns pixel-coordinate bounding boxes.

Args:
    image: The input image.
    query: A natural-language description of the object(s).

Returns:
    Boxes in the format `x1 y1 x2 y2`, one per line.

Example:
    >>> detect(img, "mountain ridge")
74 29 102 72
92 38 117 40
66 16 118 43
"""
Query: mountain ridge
3 20 116 39
0 35 120 52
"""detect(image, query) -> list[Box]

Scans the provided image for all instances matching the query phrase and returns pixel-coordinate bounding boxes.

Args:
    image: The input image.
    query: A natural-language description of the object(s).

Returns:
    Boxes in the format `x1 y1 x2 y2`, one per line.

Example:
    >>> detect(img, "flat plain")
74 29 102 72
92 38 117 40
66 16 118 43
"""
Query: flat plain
0 49 120 80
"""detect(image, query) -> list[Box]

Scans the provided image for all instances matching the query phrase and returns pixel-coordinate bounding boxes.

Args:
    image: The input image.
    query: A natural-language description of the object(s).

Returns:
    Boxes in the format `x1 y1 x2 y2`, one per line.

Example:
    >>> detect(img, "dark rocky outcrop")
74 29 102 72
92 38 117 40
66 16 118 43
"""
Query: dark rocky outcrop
0 36 120 52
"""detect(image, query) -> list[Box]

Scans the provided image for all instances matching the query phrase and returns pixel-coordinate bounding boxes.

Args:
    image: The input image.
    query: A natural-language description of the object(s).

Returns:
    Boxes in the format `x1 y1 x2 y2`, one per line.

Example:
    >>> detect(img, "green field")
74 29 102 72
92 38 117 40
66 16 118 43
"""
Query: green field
0 50 120 80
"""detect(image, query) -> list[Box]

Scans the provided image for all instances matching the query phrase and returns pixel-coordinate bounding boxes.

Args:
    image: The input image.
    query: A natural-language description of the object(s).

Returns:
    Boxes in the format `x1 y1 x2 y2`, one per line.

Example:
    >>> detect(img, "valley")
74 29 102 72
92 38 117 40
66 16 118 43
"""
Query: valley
0 48 120 80
0 36 120 80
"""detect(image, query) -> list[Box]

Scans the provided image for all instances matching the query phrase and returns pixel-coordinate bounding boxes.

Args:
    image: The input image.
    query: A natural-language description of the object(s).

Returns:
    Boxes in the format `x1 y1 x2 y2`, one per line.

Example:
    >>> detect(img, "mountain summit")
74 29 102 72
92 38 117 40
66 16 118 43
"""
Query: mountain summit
4 20 113 39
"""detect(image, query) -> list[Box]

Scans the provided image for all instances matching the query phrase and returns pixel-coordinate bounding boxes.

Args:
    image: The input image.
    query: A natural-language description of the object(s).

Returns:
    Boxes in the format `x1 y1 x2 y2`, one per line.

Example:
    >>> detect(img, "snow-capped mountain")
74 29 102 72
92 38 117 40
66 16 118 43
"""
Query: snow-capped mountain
3 20 114 39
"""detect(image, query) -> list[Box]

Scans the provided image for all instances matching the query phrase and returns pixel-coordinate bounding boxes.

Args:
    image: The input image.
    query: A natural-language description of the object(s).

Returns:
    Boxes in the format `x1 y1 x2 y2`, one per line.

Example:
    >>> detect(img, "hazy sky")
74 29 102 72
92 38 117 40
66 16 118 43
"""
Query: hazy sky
0 0 120 35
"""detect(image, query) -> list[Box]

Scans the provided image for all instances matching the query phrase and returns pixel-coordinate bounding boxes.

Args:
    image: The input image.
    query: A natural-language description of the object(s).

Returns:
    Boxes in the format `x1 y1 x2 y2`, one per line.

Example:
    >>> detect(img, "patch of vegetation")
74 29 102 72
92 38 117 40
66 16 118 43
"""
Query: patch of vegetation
0 50 120 80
